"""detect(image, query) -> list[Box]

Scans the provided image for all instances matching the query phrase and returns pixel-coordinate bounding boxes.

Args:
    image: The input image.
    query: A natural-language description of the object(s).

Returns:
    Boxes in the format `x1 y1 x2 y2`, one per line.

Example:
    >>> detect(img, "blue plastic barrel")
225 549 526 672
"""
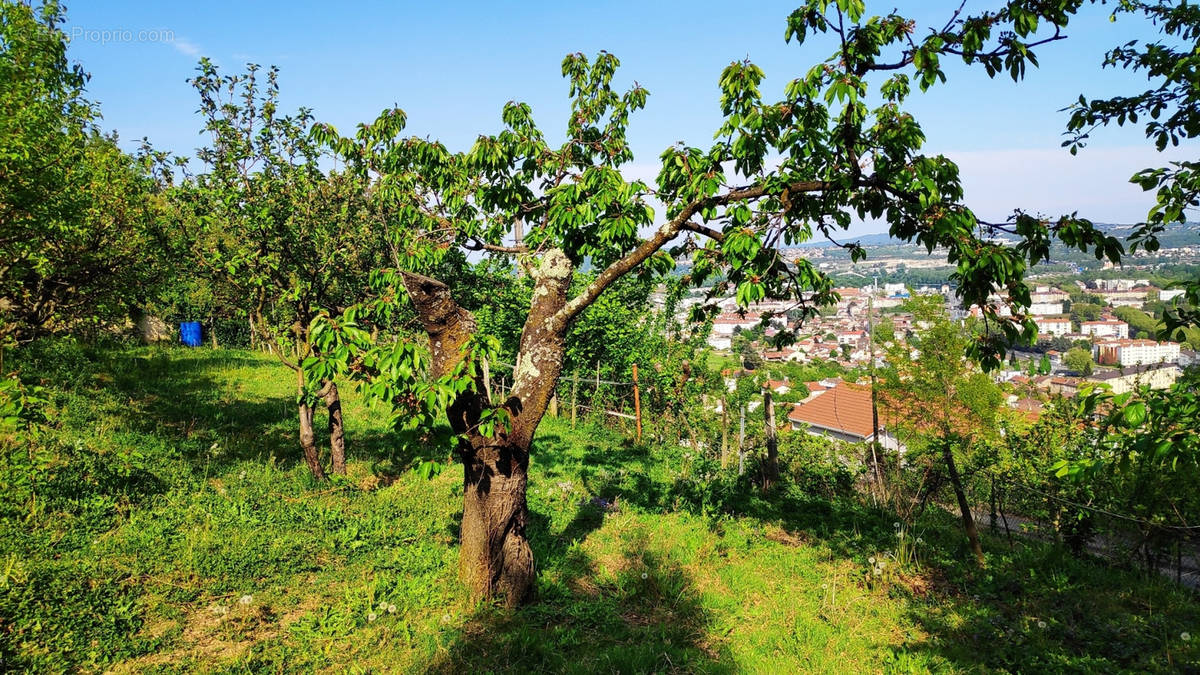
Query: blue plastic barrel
180 322 202 347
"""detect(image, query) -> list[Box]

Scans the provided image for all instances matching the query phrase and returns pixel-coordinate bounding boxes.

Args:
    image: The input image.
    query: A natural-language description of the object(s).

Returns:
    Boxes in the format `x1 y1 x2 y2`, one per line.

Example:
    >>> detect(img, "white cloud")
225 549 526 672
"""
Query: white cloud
171 38 203 59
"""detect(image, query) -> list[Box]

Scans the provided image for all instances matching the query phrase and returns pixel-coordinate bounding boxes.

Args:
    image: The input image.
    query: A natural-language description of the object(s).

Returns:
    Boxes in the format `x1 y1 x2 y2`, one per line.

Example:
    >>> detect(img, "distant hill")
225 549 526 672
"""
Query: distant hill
787 222 1199 249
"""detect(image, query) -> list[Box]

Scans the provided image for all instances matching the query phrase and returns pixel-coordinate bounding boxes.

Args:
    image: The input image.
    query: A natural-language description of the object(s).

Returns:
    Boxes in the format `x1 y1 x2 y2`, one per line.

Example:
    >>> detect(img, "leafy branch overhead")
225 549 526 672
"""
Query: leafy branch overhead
311 1 1125 381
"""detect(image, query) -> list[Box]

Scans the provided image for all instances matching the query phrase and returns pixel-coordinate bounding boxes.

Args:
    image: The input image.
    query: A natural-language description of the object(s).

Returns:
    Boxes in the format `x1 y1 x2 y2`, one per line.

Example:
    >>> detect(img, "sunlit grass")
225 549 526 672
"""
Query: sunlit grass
1 343 1197 672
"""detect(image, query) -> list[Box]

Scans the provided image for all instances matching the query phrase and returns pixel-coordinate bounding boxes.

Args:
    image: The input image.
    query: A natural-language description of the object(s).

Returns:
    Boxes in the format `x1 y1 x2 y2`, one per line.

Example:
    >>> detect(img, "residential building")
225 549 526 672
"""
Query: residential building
787 382 902 451
1086 363 1179 394
1094 339 1181 367
1080 320 1129 339
1032 315 1072 337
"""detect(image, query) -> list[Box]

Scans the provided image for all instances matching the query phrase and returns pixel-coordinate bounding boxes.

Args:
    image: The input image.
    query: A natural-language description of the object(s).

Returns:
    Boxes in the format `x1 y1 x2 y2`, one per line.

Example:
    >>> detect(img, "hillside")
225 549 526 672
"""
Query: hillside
1 344 1197 672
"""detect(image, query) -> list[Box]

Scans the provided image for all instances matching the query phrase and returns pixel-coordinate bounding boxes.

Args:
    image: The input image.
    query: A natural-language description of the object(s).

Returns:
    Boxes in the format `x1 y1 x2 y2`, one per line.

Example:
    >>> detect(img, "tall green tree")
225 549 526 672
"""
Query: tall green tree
308 1 1123 604
161 61 389 480
1063 346 1094 375
0 1 159 343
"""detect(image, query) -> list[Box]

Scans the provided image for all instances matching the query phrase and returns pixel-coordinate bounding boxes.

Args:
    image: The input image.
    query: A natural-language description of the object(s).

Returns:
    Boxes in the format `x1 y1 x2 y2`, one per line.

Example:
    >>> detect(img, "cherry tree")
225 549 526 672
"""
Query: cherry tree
308 0 1121 604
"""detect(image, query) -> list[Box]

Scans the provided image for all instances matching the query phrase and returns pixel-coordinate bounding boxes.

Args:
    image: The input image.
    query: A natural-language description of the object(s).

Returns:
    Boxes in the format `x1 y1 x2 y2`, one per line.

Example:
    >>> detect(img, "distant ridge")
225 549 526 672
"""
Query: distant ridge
785 222 1199 249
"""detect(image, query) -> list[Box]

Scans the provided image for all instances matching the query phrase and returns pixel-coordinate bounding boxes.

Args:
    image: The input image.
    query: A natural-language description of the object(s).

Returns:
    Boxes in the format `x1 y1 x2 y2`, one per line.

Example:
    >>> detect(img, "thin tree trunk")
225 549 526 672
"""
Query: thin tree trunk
323 380 346 475
298 375 327 481
763 390 779 490
942 441 984 565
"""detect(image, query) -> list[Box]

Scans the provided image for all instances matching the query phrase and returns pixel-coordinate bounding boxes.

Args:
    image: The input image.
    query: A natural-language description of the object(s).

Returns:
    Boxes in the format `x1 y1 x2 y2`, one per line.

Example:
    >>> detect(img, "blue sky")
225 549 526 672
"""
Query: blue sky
62 1 1191 234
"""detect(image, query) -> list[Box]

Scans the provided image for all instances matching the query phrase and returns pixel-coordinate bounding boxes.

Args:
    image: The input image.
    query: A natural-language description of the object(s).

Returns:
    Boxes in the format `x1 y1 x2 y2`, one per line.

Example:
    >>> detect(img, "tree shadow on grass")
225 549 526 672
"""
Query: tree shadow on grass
90 348 435 478
889 536 1200 673
424 530 737 674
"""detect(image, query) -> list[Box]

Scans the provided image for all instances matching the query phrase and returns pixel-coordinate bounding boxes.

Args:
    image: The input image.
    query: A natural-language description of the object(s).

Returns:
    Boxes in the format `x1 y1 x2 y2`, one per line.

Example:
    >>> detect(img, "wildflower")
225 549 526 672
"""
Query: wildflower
442 613 452 623
368 612 377 622
1037 621 1047 629
238 594 253 605
641 572 648 580
388 604 397 614
821 583 829 590
379 601 387 610
239 470 247 480
1183 632 1192 642
868 556 876 564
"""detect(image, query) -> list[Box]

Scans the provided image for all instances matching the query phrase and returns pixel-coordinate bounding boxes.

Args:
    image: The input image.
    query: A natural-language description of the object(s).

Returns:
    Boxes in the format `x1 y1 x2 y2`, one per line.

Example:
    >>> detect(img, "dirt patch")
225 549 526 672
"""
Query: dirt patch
763 526 810 547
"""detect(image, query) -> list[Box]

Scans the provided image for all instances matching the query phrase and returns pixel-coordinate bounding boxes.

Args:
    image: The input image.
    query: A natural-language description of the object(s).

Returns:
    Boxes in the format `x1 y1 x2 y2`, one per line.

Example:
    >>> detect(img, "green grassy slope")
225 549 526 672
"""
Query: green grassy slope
1 344 1197 673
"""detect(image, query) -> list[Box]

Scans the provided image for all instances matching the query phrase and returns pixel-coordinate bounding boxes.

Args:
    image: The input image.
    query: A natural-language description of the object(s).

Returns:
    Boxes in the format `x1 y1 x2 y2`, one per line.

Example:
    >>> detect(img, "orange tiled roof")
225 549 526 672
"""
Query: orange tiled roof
788 382 875 439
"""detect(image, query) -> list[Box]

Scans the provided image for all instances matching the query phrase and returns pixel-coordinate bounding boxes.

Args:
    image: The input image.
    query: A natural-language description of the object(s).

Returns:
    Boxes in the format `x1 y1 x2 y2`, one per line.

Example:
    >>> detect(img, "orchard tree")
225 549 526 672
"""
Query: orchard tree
0 1 160 344
880 295 1005 564
160 61 389 480
309 1 1121 604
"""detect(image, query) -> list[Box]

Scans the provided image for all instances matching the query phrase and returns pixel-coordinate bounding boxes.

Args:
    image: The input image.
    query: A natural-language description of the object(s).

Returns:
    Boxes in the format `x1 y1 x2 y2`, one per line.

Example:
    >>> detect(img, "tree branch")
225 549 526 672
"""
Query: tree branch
555 178 834 326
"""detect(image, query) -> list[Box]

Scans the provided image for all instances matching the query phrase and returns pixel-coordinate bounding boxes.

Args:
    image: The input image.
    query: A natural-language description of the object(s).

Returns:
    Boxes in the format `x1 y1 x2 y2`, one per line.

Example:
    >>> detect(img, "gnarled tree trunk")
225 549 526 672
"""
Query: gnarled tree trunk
403 250 573 607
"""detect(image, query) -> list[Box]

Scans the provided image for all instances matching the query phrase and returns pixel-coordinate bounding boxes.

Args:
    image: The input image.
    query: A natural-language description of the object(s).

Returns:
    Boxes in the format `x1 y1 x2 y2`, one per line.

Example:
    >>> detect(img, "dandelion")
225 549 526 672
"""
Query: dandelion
893 522 901 530
379 601 387 610
1183 632 1192 642
641 572 649 579
821 583 829 590
388 604 397 614
878 560 887 569
238 594 253 606
1037 621 1047 629
897 531 905 539
868 556 876 564
442 613 452 623
873 567 882 576
916 537 924 545
239 470 247 480
368 612 377 622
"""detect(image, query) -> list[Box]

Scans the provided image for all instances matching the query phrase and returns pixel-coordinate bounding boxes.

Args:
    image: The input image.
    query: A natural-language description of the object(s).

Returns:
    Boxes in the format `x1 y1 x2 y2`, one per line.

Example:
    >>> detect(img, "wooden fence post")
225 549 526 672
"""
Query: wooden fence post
720 396 729 468
481 356 493 403
570 370 578 427
763 390 779 490
738 403 746 476
632 363 642 443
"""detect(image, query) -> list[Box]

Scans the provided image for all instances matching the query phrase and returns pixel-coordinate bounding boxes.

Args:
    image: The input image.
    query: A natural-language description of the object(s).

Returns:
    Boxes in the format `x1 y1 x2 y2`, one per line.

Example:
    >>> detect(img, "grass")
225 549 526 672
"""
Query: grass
1 341 1198 672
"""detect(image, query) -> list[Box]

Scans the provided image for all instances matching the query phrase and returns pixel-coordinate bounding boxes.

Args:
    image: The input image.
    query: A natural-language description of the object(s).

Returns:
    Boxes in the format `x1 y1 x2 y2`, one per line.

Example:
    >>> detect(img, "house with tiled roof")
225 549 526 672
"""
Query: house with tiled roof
762 379 791 395
787 382 903 451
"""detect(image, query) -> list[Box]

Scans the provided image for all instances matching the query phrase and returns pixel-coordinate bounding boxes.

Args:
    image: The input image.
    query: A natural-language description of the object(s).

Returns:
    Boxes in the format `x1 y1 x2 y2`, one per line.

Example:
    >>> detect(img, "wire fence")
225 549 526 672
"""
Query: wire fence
963 476 1200 588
